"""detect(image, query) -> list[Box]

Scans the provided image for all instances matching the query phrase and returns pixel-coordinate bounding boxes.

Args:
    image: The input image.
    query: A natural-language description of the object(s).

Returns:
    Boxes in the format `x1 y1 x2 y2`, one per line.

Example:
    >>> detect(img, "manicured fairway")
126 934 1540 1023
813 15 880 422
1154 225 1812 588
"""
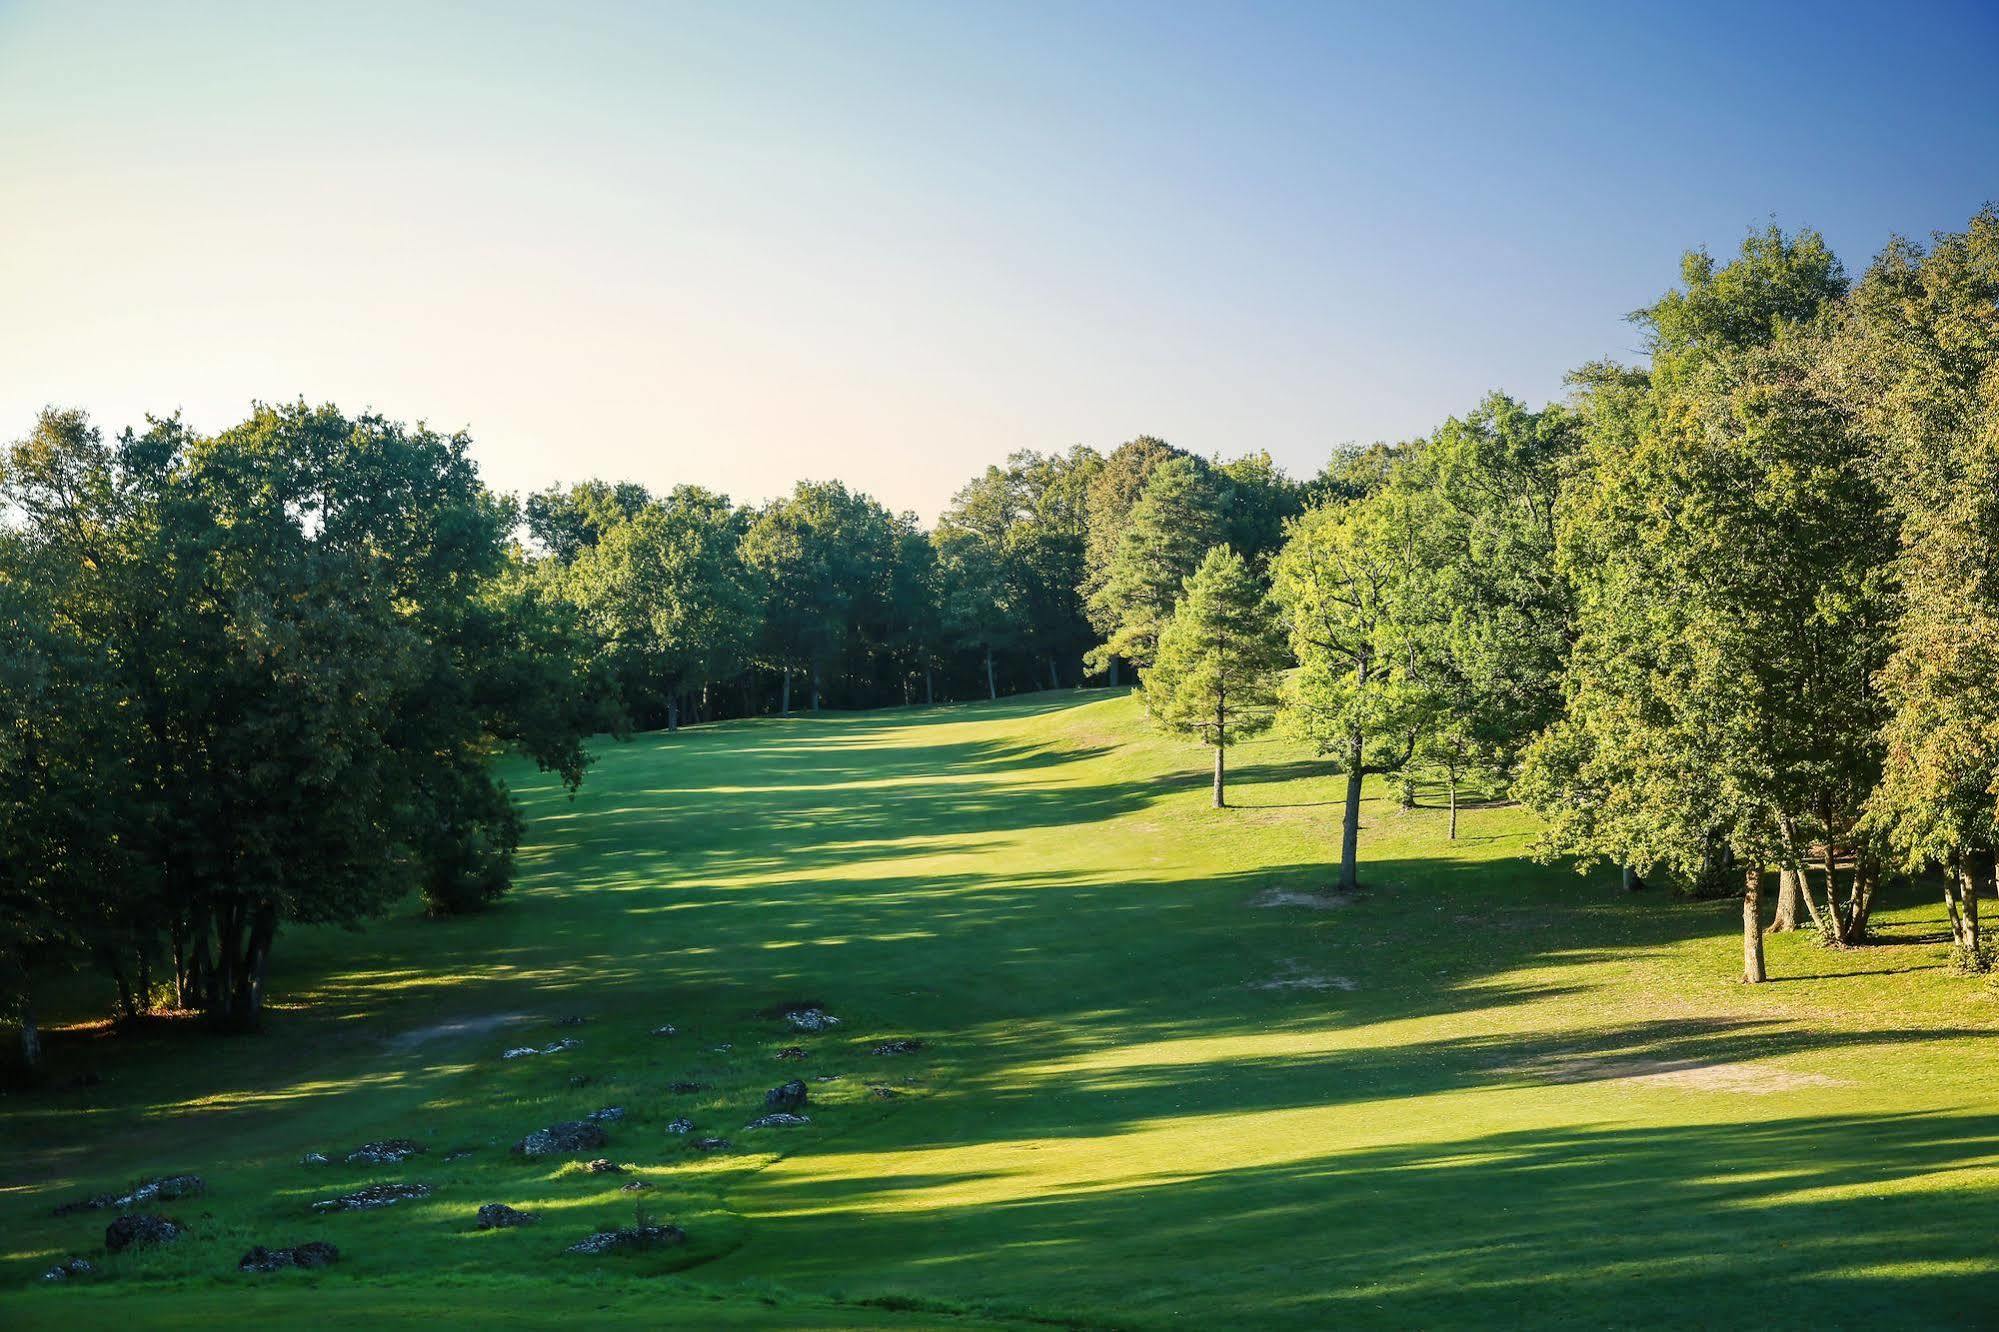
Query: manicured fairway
6 691 1998 1327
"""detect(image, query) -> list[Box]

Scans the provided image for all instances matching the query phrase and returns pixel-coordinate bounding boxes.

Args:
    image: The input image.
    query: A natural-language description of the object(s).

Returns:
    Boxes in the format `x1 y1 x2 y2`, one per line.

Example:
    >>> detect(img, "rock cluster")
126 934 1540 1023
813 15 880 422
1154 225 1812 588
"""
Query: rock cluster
502 1038 581 1059
665 1117 695 1134
784 1008 841 1032
41 1257 95 1282
584 1158 624 1174
873 1039 925 1056
565 1223 686 1255
586 1106 626 1123
764 1079 809 1112
311 1183 432 1213
104 1214 184 1252
514 1120 609 1157
775 1046 808 1061
651 1024 677 1037
344 1139 424 1165
691 1137 731 1152
238 1241 339 1272
475 1203 538 1229
55 1174 205 1217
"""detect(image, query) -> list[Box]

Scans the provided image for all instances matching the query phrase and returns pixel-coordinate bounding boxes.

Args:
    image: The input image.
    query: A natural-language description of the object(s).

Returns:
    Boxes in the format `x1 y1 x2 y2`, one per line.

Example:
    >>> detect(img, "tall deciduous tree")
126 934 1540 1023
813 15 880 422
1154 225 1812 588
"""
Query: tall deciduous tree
1143 547 1287 806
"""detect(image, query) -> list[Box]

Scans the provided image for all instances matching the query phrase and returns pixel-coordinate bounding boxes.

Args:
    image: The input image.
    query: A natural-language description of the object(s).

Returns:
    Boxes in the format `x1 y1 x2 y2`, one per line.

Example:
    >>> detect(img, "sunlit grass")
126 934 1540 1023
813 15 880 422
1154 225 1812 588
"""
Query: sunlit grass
4 689 1998 1326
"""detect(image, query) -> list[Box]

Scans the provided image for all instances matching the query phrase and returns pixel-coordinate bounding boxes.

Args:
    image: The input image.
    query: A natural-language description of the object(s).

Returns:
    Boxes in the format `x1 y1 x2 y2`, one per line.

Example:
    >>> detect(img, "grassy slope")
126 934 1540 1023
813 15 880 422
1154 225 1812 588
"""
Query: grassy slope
4 690 1998 1328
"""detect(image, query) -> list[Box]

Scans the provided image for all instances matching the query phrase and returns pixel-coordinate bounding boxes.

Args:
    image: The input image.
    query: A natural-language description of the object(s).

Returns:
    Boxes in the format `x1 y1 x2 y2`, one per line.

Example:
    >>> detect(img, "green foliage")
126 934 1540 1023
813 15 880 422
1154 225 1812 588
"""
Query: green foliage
1142 547 1287 767
1086 456 1224 674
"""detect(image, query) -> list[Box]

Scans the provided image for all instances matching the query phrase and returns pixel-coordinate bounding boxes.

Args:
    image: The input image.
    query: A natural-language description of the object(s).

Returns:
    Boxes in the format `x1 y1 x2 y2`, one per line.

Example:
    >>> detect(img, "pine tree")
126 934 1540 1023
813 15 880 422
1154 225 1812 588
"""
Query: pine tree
1086 457 1223 677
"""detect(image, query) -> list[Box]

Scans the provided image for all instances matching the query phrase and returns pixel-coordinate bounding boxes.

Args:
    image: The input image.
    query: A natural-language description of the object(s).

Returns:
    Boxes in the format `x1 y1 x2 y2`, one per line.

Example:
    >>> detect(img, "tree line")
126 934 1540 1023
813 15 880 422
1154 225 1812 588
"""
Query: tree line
1136 208 1999 987
4 207 1994 1068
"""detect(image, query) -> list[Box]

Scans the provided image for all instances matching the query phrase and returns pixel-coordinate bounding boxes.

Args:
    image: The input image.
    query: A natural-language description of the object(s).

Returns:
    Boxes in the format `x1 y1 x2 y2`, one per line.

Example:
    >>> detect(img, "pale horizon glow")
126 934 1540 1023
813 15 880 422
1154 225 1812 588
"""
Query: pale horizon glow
3 1 1995 521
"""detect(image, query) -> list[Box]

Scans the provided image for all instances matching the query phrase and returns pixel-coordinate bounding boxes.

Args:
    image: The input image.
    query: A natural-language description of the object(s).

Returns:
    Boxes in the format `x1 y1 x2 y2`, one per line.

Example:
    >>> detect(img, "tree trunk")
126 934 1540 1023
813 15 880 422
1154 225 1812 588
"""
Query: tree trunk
810 662 822 713
781 669 792 717
924 667 934 706
1771 867 1802 932
1742 867 1766 983
1338 732 1365 892
1213 744 1226 808
1448 774 1459 840
1622 864 1645 893
1108 657 1119 687
984 647 997 701
17 993 41 1075
666 693 679 732
1047 656 1060 691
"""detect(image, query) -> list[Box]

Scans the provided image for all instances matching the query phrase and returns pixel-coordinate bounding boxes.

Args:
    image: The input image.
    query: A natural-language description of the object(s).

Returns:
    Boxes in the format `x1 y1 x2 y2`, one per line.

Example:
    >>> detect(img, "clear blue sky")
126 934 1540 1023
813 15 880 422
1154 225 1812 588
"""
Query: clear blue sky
3 0 1994 519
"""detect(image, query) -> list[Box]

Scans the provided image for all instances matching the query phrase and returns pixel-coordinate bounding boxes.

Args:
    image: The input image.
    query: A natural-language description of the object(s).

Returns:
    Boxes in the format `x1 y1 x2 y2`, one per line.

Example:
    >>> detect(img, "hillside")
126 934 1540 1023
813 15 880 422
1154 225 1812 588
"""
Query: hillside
5 691 1998 1327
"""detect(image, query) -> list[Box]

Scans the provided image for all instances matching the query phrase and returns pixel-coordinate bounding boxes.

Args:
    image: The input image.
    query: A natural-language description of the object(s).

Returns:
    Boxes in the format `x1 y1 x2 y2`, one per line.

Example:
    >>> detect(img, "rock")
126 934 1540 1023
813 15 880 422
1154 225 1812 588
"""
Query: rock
869 1084 902 1100
555 1015 588 1027
299 1152 332 1167
586 1106 626 1123
784 1008 841 1032
665 1117 695 1134
565 1223 685 1256
745 1112 811 1129
667 1081 711 1095
620 1180 653 1192
775 1046 808 1060
40 1257 95 1282
501 1046 539 1059
567 1074 595 1088
239 1241 339 1272
310 1183 432 1213
442 1147 478 1162
764 1079 809 1112
691 1137 731 1152
475 1203 538 1229
57 1174 206 1217
344 1139 424 1166
872 1039 925 1056
501 1038 581 1060
104 1214 184 1252
513 1120 609 1157
708 1043 733 1053
651 1024 677 1037
584 1158 623 1174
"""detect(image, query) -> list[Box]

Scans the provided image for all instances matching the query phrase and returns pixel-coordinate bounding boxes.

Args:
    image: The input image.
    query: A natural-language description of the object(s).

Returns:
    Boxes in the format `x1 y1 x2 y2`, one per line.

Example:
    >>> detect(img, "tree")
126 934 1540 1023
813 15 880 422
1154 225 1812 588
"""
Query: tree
1213 450 1303 569
1143 547 1287 806
1843 208 1999 962
524 479 652 562
1086 456 1224 679
1082 436 1182 681
1270 492 1430 891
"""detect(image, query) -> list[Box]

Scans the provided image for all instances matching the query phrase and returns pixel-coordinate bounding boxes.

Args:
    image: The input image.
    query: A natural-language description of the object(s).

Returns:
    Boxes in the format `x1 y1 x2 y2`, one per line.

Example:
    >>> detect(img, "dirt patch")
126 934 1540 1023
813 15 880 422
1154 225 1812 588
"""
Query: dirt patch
1502 1055 1848 1094
1252 888 1357 911
386 1013 534 1051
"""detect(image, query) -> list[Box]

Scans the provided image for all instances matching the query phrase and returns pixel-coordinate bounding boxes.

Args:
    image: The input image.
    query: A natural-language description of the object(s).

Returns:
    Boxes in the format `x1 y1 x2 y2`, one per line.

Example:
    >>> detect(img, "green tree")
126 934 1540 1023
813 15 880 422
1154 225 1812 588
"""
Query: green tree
1086 456 1224 679
1143 547 1288 807
1082 436 1182 681
1269 492 1430 891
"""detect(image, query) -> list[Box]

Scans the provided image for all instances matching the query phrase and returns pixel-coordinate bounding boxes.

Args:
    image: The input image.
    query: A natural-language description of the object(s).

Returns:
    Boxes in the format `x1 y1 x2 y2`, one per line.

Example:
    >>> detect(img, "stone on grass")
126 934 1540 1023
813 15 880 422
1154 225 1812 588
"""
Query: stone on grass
299 1152 332 1167
784 1008 840 1032
104 1214 184 1252
667 1081 710 1095
691 1137 731 1152
555 1015 588 1027
239 1241 339 1272
442 1147 478 1163
501 1038 581 1060
620 1180 653 1192
475 1203 538 1229
869 1084 902 1100
584 1158 623 1174
514 1120 609 1157
764 1079 809 1112
665 1117 695 1135
57 1174 205 1217
776 1046 807 1061
565 1223 685 1256
745 1112 810 1129
344 1139 424 1166
651 1024 677 1037
586 1105 626 1123
310 1182 431 1213
41 1257 95 1282
872 1039 925 1056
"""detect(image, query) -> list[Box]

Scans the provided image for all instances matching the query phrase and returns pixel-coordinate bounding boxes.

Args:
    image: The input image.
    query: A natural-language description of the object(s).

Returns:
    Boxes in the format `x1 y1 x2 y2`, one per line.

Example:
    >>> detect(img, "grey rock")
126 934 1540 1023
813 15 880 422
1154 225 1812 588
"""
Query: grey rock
667 1081 710 1095
586 1106 626 1123
584 1158 623 1174
764 1079 809 1112
775 1046 808 1061
40 1257 95 1282
565 1223 686 1256
239 1241 339 1272
475 1203 538 1229
745 1112 811 1129
513 1120 609 1157
651 1024 677 1037
620 1180 653 1192
310 1183 431 1213
299 1152 332 1167
665 1117 695 1134
104 1214 184 1252
344 1139 424 1166
784 1008 841 1032
691 1137 731 1152
57 1174 205 1217
872 1039 926 1056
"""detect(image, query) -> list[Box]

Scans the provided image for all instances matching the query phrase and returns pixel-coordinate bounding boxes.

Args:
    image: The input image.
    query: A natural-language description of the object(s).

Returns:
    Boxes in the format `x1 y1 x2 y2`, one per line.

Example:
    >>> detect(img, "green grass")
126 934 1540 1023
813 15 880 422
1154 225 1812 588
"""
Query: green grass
6 690 1999 1327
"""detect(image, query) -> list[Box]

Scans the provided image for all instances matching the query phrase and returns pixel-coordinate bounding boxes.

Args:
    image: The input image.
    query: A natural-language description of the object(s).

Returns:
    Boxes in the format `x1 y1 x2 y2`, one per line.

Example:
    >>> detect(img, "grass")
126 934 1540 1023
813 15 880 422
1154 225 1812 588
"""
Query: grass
5 689 1999 1327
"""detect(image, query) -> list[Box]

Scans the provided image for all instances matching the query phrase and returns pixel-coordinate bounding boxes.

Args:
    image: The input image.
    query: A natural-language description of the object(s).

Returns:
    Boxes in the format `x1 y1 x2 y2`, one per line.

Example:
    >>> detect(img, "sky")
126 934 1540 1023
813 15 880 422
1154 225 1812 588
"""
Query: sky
3 1 1995 521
